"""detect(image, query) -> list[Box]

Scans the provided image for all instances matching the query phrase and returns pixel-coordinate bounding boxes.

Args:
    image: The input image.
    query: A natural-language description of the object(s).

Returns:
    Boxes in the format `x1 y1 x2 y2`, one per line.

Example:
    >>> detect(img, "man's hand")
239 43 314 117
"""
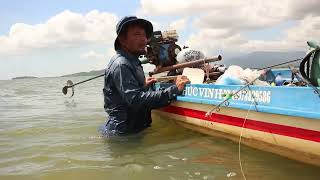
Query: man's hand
175 75 190 91
145 77 157 87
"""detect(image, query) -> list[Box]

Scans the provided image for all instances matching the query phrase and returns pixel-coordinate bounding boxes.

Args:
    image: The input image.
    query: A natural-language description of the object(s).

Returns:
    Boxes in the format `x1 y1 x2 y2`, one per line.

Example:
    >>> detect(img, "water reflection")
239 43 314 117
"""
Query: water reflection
64 100 77 108
1 77 319 180
99 125 233 180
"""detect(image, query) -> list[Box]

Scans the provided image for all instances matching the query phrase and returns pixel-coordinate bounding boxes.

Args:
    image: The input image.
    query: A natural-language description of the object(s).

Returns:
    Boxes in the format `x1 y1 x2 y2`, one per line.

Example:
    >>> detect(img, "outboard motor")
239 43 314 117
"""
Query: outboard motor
143 30 222 78
145 30 181 68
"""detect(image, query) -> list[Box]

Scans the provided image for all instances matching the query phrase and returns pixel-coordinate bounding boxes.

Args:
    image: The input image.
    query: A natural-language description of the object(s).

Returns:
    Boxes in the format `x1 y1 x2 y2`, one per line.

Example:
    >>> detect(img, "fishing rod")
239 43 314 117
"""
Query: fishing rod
62 74 180 97
62 56 221 97
205 56 307 116
148 55 222 76
205 73 263 117
62 55 303 97
62 74 104 96
258 58 303 70
62 58 150 97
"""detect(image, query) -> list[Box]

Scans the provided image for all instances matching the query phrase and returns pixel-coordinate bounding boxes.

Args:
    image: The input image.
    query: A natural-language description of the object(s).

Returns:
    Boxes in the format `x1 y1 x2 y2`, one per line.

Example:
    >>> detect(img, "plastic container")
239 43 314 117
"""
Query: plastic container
275 73 286 86
215 74 246 85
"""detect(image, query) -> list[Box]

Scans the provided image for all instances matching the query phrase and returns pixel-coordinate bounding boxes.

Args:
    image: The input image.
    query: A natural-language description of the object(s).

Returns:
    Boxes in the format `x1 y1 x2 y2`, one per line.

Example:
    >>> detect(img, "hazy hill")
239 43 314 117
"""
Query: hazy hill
12 76 38 80
222 51 305 69
60 51 306 77
61 69 105 77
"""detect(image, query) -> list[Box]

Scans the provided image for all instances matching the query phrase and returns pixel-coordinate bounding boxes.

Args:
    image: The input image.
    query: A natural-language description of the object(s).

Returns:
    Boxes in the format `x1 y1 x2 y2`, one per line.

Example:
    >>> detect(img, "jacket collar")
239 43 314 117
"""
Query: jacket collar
116 50 141 66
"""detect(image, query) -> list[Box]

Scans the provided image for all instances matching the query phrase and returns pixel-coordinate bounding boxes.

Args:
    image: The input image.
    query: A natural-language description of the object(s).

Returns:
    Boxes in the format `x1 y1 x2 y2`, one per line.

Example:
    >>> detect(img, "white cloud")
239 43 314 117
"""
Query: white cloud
289 0 320 19
138 0 192 16
168 18 187 32
240 15 320 52
81 50 106 61
0 10 118 56
139 1 293 31
286 15 320 44
193 2 288 31
139 0 320 21
81 48 116 70
185 14 320 55
186 30 246 56
139 1 249 16
138 0 320 55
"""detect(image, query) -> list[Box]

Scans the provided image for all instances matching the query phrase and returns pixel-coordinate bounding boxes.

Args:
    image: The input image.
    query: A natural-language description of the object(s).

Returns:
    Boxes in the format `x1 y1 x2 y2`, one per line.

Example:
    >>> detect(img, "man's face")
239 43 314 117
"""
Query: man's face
119 24 148 55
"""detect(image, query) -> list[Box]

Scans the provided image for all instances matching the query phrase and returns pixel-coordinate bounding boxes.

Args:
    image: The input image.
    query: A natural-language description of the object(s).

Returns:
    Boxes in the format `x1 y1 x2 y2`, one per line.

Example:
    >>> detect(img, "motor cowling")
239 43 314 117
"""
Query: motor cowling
146 30 181 67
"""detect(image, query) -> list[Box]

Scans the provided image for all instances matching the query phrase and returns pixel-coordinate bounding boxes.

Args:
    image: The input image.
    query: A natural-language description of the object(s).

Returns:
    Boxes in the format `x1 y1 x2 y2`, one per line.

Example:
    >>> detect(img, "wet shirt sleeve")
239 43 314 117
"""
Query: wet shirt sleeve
111 63 181 109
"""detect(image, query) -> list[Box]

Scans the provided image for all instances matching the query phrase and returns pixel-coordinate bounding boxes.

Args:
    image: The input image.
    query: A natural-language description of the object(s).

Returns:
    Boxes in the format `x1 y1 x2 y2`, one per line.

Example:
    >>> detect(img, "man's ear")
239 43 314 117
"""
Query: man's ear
118 35 126 45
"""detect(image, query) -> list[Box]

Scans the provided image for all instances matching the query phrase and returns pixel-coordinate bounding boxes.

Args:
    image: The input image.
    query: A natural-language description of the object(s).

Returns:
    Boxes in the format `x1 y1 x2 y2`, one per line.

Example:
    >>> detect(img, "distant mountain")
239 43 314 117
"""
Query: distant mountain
60 51 306 77
221 51 305 69
12 76 38 80
61 69 105 77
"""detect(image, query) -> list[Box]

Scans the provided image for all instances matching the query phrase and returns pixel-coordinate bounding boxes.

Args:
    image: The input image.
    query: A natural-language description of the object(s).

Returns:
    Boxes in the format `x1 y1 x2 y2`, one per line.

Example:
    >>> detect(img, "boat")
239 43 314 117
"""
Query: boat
60 29 319 166
152 41 320 166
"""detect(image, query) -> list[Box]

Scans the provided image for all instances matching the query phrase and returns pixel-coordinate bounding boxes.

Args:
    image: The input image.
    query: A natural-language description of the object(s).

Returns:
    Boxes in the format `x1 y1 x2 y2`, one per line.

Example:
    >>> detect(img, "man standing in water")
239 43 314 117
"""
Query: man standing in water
101 16 190 136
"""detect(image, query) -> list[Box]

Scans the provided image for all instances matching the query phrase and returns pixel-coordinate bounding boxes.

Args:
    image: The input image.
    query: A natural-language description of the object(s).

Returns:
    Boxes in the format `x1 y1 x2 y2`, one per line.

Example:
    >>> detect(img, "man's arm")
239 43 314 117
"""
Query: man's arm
112 63 180 109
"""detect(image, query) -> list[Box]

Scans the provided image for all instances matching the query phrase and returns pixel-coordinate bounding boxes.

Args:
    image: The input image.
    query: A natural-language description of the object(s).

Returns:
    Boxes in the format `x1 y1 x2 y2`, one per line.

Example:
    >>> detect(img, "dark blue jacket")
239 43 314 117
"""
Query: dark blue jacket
101 50 180 136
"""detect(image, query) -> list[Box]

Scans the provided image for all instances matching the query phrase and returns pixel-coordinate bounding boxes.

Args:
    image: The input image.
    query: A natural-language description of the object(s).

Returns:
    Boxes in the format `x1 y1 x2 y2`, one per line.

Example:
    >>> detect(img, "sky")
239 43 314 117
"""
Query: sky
0 0 320 80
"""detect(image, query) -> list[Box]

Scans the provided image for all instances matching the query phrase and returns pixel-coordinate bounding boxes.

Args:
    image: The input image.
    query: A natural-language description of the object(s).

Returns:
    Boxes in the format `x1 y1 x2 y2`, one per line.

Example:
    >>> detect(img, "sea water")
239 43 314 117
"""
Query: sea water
0 76 319 180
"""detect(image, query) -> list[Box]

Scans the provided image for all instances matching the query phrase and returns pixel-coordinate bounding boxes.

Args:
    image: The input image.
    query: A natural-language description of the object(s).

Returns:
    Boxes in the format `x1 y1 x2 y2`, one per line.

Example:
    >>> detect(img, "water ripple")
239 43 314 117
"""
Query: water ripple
0 77 319 179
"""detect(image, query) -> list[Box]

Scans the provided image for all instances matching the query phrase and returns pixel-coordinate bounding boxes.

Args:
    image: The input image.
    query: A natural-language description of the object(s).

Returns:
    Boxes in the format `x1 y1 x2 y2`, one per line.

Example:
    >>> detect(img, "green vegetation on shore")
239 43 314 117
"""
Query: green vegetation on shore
61 69 105 77
12 76 38 80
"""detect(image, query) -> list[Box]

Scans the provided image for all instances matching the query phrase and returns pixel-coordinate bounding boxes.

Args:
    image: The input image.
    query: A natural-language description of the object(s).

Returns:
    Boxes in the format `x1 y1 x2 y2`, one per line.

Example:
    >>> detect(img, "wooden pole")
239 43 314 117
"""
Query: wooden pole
149 55 222 76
